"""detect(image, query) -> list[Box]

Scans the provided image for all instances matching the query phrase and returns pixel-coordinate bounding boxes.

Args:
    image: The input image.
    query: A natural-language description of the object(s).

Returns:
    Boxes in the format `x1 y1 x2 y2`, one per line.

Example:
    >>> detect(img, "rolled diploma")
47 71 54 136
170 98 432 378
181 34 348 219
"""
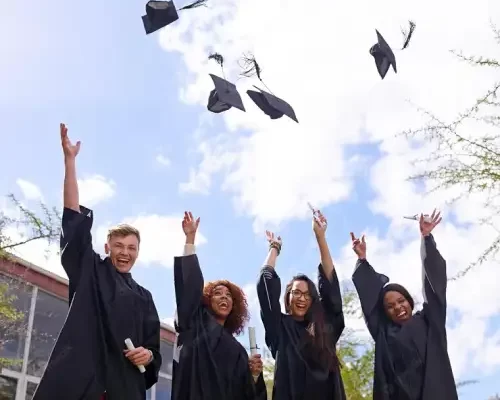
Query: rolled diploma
125 338 146 373
248 327 259 379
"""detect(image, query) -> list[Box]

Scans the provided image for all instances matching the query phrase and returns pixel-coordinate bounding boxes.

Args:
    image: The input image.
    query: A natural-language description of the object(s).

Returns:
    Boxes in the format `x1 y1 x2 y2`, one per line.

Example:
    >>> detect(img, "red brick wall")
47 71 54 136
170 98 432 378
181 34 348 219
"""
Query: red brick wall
0 256 175 343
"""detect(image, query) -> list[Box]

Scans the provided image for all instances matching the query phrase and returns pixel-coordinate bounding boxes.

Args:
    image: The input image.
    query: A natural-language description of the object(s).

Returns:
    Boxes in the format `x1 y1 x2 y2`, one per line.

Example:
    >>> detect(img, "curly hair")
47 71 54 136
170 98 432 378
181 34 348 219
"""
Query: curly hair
202 280 250 336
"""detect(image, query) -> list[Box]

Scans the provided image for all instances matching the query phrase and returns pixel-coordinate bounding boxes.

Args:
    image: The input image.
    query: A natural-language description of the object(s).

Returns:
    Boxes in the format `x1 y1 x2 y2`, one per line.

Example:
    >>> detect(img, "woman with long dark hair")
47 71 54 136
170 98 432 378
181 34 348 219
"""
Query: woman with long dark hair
172 211 267 400
256 211 346 400
351 210 458 400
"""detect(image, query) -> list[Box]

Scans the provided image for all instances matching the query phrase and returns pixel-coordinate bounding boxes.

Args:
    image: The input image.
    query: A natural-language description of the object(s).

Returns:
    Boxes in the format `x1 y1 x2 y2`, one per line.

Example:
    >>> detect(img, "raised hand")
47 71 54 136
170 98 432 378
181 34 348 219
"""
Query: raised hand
312 209 327 237
420 209 441 237
60 123 81 159
350 232 366 259
265 230 282 246
182 211 200 244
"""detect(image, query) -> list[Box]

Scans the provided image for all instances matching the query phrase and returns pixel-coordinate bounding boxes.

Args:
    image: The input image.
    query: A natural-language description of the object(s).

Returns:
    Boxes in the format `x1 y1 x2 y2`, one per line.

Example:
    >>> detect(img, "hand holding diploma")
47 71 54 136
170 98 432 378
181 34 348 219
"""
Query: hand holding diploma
248 327 263 381
124 338 151 373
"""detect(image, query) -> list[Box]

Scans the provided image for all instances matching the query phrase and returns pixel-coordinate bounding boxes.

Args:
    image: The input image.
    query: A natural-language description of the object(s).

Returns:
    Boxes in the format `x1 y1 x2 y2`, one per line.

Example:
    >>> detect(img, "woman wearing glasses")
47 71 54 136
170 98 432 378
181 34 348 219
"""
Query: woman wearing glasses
256 211 346 400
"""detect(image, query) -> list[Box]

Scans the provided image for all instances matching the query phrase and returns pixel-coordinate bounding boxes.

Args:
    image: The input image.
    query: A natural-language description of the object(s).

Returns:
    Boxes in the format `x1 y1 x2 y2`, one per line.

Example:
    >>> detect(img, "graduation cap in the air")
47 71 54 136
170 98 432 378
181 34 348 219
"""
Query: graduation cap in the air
142 0 207 35
206 53 246 113
370 20 416 79
240 54 298 123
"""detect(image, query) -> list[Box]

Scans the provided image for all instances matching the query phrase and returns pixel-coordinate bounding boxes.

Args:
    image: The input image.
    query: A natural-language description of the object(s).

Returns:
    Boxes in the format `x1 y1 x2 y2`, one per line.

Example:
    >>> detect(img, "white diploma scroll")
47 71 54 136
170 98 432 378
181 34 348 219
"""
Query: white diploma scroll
307 202 326 227
248 327 259 380
125 338 146 373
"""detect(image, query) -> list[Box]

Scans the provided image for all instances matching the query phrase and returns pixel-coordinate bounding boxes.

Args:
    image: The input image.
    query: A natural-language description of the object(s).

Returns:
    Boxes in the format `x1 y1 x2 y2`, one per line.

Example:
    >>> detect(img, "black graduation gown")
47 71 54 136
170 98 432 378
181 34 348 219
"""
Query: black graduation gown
352 234 458 400
256 264 346 400
171 253 267 400
33 206 162 400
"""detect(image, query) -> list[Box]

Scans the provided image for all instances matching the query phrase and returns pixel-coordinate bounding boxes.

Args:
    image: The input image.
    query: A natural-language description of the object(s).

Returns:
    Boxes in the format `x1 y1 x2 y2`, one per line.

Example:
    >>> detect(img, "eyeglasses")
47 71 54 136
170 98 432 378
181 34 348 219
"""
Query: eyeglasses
290 289 311 301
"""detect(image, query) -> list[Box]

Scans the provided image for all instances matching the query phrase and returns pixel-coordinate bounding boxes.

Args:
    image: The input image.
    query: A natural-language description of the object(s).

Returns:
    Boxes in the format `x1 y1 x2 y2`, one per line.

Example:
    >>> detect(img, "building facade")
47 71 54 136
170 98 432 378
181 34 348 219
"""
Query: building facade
0 255 175 400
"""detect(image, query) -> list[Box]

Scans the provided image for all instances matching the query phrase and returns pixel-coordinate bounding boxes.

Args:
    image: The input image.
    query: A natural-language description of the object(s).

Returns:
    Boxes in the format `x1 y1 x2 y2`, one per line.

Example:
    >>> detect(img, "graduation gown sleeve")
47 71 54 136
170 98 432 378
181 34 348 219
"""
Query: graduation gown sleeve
173 250 204 332
143 292 162 389
317 264 345 343
257 266 282 355
421 234 448 330
352 259 390 340
60 206 94 300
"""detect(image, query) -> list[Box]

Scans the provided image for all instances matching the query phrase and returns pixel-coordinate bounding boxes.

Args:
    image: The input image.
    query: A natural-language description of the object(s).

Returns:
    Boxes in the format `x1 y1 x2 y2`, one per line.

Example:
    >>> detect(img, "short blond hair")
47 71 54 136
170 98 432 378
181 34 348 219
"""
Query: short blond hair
107 224 141 244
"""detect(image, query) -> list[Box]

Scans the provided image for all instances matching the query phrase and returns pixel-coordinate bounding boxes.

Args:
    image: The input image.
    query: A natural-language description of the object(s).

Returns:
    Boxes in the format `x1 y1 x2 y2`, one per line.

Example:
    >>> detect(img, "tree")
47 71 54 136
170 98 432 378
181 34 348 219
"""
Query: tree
402 23 500 279
0 194 60 369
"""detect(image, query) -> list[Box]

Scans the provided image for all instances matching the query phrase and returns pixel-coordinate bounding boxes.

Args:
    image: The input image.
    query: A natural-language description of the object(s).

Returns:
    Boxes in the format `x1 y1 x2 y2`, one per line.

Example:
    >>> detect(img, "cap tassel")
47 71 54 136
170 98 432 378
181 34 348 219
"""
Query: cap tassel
178 0 207 11
401 20 416 50
239 53 275 95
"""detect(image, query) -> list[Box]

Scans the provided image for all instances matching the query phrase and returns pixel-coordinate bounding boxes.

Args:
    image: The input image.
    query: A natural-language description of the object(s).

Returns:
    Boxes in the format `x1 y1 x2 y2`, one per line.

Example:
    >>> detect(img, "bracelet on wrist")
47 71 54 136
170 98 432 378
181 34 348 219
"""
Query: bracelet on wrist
269 241 281 255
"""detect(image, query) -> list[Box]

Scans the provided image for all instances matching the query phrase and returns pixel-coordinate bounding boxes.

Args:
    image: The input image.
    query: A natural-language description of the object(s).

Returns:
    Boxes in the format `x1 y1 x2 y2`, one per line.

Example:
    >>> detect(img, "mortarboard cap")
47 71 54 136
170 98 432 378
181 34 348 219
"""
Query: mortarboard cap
246 86 298 123
142 1 179 35
370 30 397 79
207 74 246 113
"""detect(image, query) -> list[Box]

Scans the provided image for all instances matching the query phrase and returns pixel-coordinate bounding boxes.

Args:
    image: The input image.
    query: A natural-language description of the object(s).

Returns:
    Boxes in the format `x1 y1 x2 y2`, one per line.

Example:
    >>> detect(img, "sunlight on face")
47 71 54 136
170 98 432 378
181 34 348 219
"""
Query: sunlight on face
105 234 139 273
289 280 312 321
210 285 233 321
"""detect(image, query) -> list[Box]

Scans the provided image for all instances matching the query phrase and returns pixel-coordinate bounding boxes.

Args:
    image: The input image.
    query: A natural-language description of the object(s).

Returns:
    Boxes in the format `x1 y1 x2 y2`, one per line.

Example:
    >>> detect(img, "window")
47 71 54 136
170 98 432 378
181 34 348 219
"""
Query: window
27 290 68 377
155 376 171 400
0 376 17 400
25 382 38 400
159 341 173 375
0 274 32 372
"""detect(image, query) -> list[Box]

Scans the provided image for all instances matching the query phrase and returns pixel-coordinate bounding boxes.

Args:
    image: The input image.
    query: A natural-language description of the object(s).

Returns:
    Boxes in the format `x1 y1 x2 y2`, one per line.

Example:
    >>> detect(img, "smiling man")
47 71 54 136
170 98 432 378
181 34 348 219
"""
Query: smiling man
33 123 162 400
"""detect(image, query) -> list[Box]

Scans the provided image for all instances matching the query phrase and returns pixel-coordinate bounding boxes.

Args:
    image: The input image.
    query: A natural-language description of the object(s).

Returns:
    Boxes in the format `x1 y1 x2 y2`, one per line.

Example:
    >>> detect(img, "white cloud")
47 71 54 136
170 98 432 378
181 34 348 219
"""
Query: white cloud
78 175 116 208
156 154 172 167
158 0 500 381
159 0 500 230
16 179 44 202
95 213 207 268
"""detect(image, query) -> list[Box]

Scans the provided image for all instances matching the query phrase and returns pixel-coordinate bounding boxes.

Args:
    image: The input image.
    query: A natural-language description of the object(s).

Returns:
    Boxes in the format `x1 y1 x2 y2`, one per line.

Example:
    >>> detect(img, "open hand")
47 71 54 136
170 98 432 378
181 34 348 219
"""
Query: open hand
182 211 200 238
265 230 282 246
312 210 327 237
124 346 151 367
350 232 366 259
249 354 263 376
60 123 81 159
420 209 441 237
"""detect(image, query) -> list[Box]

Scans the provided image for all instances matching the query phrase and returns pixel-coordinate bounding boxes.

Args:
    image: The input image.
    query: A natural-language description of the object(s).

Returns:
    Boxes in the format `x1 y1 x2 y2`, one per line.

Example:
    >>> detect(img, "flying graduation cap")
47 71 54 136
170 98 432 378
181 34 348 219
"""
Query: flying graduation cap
370 20 416 79
206 53 246 114
240 54 298 123
142 0 207 35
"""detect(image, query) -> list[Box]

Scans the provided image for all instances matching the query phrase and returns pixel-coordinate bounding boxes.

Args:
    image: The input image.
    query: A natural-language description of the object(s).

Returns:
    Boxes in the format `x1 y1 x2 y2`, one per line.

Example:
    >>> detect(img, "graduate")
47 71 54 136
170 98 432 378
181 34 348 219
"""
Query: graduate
256 211 346 400
351 210 458 400
33 123 162 400
171 211 267 400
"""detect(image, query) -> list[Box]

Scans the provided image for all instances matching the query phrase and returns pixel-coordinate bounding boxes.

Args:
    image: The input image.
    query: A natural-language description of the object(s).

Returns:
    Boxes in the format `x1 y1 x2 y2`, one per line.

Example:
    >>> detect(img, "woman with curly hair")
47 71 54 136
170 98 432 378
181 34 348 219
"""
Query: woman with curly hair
257 210 346 400
171 211 267 400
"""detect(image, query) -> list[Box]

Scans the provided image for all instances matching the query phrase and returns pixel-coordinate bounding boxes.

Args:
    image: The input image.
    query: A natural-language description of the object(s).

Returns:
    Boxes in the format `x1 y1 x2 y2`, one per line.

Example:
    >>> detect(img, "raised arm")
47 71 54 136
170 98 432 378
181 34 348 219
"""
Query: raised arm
174 212 204 332
59 123 94 298
419 211 447 328
313 211 344 341
256 231 283 356
350 233 389 340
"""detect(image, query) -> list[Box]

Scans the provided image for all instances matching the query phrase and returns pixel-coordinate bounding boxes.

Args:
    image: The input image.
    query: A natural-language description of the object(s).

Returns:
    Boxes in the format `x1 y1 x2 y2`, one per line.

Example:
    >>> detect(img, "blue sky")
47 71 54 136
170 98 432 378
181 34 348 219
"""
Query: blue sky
2 0 500 398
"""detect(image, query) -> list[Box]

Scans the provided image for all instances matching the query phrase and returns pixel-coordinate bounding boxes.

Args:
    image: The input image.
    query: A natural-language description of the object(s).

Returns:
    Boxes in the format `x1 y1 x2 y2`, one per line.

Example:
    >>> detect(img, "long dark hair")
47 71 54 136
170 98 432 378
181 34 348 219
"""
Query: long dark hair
284 274 339 372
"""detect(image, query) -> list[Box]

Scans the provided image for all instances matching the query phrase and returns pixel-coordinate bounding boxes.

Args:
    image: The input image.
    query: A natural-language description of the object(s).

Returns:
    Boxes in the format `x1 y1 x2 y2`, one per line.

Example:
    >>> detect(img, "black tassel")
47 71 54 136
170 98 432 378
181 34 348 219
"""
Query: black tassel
401 20 416 50
208 52 224 68
239 53 262 81
178 0 207 11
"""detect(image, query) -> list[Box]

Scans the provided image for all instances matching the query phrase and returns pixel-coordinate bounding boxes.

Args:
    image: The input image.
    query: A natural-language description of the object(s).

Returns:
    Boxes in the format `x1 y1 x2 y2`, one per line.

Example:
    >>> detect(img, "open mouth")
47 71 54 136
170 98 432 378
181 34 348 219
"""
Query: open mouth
117 258 129 264
397 310 407 319
295 303 307 311
218 301 229 311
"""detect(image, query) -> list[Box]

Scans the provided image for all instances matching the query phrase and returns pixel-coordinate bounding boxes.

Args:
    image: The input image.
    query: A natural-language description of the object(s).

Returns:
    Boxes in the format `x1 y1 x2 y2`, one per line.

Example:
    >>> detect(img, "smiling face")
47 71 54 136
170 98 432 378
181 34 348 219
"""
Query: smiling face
210 285 233 322
288 280 312 320
105 234 139 273
383 291 412 324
